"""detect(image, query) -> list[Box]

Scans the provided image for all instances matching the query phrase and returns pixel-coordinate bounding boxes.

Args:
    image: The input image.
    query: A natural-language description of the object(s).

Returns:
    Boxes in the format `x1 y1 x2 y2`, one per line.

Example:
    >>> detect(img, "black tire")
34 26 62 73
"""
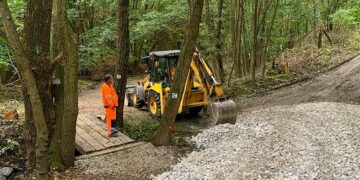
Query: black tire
148 91 161 118
189 106 203 115
126 92 134 107
134 86 146 108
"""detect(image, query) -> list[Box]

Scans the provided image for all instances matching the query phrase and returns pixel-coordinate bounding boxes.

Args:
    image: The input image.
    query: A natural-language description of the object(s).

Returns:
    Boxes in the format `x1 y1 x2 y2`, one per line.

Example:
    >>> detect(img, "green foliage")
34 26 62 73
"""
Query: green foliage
124 120 159 142
131 0 187 51
74 0 188 73
0 1 23 77
7 0 26 28
331 8 360 29
79 17 116 72
0 139 19 156
3 0 359 79
0 38 11 73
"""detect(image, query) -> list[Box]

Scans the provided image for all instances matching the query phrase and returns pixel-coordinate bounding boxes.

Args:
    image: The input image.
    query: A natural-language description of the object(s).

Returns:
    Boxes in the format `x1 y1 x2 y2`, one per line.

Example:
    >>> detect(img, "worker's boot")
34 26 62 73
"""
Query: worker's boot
111 127 119 134
109 132 119 137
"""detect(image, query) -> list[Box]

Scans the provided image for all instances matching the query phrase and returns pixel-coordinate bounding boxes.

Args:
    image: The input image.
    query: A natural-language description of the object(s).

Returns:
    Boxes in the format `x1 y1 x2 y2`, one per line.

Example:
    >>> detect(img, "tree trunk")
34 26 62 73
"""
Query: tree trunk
214 0 225 83
0 1 51 178
317 29 323 48
115 0 130 129
204 0 220 81
251 0 259 81
50 0 79 169
22 90 36 174
152 0 204 146
231 0 244 77
0 0 79 178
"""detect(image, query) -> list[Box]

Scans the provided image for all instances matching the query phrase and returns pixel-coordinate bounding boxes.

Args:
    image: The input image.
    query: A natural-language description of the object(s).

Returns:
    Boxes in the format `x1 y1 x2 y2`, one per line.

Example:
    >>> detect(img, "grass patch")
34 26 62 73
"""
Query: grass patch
124 119 159 142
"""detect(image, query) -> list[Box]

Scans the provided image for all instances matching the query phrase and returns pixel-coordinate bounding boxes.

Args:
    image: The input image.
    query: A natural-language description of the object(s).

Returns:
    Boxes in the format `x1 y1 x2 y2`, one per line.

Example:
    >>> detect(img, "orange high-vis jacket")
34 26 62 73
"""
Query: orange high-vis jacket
101 83 118 108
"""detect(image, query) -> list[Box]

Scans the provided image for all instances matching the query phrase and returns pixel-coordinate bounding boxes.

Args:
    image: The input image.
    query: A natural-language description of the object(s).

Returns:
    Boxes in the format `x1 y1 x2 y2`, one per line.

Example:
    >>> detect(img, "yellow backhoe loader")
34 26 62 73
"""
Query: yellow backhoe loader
125 50 237 125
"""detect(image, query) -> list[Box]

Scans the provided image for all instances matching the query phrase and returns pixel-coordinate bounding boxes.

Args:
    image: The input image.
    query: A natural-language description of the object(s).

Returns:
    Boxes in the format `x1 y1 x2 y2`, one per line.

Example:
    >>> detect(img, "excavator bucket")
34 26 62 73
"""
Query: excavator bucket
209 100 237 125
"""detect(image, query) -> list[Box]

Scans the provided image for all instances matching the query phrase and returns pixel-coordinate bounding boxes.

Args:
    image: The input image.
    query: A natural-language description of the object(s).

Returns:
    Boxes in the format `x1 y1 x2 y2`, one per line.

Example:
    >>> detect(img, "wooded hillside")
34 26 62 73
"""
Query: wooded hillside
1 0 359 83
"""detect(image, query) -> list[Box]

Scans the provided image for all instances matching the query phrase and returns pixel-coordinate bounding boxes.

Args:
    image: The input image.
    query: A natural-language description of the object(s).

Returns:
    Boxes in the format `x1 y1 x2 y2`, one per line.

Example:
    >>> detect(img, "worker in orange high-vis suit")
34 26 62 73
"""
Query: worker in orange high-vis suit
101 74 119 137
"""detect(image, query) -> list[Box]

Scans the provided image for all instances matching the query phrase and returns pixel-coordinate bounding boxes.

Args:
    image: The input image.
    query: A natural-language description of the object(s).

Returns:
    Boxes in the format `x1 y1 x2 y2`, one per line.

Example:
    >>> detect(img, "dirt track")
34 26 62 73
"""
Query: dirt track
241 54 360 111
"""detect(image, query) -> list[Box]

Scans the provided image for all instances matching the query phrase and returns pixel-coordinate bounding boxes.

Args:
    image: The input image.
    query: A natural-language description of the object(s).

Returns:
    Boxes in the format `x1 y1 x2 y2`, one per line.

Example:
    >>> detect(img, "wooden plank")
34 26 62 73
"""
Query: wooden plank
86 114 106 129
83 115 124 145
77 119 113 148
75 134 95 154
76 142 146 160
76 124 104 151
85 115 133 145
113 134 132 144
79 116 115 147
75 114 135 154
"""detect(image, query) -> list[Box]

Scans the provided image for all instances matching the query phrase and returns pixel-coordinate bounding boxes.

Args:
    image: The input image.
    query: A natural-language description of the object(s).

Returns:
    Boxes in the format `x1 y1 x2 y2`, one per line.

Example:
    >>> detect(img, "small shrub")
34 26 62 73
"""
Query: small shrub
124 120 159 142
0 139 19 156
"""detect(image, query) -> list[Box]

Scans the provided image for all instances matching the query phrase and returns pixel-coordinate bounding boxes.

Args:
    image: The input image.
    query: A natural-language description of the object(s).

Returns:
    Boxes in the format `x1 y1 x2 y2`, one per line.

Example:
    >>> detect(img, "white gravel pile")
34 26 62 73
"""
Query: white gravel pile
155 102 360 179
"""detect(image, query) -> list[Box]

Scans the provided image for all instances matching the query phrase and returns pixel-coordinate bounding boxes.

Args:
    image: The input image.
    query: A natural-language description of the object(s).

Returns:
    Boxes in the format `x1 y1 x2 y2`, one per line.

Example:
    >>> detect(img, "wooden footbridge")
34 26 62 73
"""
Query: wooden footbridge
75 114 141 157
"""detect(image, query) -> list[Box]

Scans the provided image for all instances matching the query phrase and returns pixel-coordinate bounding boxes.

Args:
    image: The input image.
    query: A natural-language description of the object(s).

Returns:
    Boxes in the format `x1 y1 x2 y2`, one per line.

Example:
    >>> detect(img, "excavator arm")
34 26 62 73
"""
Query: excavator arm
189 51 237 125
190 52 224 98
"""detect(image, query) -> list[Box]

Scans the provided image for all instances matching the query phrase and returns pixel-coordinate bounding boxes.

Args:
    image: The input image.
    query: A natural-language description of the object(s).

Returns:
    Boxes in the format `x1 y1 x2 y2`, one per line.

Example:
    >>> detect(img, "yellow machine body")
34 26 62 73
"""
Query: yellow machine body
127 50 237 125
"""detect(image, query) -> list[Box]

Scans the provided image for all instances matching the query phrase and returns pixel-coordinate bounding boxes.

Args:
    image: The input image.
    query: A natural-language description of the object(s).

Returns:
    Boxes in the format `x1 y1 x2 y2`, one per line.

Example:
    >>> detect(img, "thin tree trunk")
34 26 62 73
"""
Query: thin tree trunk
251 0 259 81
152 0 204 146
204 0 220 81
115 0 130 129
318 29 323 48
0 1 50 178
322 29 332 45
215 0 225 83
51 0 79 168
231 0 244 77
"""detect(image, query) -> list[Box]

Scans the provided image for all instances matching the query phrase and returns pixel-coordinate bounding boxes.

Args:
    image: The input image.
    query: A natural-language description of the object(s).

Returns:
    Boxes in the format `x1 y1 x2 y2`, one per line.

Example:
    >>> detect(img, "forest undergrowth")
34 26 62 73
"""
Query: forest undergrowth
226 29 360 101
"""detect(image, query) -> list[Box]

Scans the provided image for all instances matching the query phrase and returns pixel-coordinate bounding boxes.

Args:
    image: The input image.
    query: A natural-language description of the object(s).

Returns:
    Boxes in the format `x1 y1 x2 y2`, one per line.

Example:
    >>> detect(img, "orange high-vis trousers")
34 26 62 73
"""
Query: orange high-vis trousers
105 107 116 136
101 83 118 137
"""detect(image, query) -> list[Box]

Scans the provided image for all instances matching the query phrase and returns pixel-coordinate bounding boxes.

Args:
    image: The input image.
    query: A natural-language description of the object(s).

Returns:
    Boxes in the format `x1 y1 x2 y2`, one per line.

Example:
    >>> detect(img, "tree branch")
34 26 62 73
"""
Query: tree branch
50 52 64 72
322 29 333 45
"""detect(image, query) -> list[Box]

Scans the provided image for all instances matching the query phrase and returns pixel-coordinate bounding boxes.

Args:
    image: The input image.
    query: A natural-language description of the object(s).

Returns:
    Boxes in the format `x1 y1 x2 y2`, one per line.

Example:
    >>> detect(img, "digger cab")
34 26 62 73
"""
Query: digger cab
141 50 180 86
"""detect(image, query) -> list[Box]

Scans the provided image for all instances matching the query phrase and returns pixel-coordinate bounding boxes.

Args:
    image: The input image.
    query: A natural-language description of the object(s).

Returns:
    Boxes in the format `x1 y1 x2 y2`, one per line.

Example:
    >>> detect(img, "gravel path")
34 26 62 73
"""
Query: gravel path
155 102 360 179
60 143 178 179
